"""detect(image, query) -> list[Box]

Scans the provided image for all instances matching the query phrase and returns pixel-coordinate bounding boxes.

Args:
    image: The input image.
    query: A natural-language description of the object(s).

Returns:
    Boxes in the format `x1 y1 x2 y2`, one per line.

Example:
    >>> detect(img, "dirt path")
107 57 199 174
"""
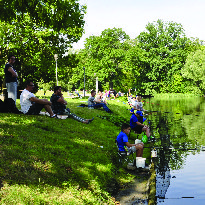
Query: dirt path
115 171 150 205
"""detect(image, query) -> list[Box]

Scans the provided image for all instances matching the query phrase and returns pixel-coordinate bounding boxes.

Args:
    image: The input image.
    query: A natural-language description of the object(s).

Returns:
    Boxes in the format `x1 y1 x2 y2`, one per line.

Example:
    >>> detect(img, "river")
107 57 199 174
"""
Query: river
116 95 205 205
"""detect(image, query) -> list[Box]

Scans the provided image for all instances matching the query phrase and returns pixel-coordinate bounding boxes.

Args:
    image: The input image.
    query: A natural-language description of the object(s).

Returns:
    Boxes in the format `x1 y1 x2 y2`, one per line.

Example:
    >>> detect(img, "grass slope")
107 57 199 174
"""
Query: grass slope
0 97 145 204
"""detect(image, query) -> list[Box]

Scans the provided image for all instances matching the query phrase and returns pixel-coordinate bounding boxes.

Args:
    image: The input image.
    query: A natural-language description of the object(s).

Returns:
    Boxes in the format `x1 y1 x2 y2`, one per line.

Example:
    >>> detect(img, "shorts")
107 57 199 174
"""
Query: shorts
132 125 143 134
26 103 44 115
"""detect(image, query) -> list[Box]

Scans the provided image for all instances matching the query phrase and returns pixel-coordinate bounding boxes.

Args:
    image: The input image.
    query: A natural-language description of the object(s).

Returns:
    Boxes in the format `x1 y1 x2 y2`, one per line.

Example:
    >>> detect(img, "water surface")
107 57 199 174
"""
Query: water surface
145 96 205 204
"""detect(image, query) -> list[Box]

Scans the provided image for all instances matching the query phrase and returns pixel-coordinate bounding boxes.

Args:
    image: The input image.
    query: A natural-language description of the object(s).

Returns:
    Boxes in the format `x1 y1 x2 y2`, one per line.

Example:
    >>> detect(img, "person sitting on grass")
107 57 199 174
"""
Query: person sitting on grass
95 91 107 104
50 86 94 124
116 123 144 157
88 90 112 113
20 80 58 118
130 111 151 140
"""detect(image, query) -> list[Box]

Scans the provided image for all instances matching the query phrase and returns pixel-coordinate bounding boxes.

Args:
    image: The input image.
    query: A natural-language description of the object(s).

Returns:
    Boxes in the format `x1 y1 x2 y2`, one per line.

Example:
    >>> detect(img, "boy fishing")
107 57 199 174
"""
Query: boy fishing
116 123 144 157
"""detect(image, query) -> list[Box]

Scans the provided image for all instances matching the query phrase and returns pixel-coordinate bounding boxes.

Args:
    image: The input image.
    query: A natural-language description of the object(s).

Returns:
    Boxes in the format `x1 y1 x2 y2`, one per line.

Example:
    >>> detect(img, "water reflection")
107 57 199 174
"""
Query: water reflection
144 96 205 204
156 169 171 201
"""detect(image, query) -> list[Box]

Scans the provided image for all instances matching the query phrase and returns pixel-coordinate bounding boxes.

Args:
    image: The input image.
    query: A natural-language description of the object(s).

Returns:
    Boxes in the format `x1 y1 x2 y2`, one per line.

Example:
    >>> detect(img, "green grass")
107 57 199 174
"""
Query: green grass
0 97 149 204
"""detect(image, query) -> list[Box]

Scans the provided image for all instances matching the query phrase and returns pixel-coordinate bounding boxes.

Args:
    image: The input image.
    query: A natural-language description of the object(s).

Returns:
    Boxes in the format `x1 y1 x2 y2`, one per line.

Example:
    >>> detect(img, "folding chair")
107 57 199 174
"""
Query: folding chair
115 140 135 165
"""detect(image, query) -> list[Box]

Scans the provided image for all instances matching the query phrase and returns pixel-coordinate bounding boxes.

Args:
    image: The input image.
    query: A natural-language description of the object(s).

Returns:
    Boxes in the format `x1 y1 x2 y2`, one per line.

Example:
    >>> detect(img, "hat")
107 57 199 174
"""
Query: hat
136 111 143 116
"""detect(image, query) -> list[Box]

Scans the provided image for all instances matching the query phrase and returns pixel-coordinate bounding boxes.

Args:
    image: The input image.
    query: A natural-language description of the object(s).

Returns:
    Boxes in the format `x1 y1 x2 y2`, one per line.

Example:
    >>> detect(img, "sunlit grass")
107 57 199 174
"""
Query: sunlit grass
0 96 139 204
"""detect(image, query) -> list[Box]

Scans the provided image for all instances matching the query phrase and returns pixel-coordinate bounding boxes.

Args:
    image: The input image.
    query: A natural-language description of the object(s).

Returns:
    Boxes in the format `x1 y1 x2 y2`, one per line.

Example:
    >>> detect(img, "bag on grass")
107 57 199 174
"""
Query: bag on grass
4 98 22 114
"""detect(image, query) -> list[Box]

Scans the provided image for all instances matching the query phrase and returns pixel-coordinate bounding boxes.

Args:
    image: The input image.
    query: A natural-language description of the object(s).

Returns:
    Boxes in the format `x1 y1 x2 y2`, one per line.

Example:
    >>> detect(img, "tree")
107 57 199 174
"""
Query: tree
136 19 201 94
0 0 86 36
181 49 205 94
0 0 86 89
70 28 130 91
0 16 69 86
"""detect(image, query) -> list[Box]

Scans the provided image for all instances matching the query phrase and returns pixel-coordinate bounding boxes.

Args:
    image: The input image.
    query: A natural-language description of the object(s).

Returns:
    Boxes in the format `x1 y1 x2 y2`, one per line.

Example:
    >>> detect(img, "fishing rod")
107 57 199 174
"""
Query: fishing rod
145 110 200 116
143 146 203 151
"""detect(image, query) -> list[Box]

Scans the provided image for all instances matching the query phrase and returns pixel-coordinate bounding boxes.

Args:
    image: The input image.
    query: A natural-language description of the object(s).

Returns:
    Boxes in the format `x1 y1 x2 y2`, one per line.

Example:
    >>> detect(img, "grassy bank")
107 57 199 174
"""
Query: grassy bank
0 97 149 204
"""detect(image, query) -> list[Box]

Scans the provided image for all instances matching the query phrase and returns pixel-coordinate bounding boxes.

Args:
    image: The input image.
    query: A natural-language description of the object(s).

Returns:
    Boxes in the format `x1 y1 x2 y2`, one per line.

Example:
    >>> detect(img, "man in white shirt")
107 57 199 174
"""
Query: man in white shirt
20 80 57 118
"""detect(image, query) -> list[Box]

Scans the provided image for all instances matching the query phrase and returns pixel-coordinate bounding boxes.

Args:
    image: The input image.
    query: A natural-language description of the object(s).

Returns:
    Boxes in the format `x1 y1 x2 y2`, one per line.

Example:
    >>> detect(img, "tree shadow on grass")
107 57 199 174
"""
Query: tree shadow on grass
0 113 117 192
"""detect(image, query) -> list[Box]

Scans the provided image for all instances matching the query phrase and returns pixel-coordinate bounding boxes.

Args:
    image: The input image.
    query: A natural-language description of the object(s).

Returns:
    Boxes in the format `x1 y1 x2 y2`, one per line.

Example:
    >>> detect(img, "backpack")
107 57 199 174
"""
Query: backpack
0 99 6 113
4 98 22 114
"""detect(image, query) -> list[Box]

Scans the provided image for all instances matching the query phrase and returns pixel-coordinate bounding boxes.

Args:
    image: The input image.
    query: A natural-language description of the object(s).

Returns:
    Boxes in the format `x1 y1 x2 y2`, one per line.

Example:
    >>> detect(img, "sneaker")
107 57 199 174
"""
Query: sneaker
50 114 59 119
150 136 155 142
88 117 94 123
83 120 89 124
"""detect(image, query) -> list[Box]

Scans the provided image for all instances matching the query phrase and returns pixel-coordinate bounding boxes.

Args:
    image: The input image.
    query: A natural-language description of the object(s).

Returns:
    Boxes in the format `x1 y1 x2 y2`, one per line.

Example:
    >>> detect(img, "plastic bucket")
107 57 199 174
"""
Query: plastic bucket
151 149 157 158
135 139 141 144
136 157 146 168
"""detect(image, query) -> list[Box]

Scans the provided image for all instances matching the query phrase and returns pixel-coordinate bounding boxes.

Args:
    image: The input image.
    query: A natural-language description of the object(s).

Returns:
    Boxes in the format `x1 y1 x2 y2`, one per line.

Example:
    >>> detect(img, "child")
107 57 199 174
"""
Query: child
133 96 145 111
130 111 151 140
116 123 144 157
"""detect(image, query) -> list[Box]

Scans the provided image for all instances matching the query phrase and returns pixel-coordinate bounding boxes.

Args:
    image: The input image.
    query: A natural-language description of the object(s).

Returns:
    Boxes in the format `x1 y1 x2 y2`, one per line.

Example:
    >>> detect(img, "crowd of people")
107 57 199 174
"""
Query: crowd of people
4 54 153 170
20 80 95 123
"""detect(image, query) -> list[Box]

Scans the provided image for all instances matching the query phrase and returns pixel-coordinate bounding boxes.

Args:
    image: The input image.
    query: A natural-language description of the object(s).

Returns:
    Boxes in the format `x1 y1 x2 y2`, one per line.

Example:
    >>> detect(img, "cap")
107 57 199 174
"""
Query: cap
136 111 143 116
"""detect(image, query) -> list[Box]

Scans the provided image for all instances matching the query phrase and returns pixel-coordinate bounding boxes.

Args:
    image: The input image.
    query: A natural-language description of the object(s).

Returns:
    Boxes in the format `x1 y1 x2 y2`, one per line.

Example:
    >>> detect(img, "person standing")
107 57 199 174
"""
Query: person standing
4 55 18 103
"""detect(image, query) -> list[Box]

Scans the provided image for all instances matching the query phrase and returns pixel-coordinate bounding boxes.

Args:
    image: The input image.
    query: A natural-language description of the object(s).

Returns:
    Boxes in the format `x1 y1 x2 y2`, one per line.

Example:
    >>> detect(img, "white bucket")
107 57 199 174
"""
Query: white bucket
136 157 146 168
135 139 141 144
151 149 157 158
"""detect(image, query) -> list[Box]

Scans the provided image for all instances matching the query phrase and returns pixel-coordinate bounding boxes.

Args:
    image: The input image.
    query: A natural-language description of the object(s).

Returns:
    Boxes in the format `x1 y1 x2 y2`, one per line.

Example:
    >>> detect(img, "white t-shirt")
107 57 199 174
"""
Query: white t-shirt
20 89 35 114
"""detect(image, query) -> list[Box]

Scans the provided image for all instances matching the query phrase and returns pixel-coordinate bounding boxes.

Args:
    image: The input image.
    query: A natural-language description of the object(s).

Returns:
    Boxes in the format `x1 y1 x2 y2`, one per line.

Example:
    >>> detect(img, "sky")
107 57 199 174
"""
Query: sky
72 0 205 49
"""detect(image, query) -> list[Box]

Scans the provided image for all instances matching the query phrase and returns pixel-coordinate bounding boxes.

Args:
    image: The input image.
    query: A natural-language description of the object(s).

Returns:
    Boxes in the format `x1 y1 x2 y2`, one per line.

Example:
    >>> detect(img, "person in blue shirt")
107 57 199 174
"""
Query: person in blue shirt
116 123 144 157
130 111 151 140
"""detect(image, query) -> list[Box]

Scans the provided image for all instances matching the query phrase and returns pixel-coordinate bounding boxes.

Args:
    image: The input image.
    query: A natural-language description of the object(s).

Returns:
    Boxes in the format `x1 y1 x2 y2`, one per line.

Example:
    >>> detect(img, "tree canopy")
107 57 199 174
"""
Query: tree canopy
0 0 86 35
0 0 86 89
1 11 205 95
136 19 198 93
70 28 131 91
68 20 203 94
182 49 205 93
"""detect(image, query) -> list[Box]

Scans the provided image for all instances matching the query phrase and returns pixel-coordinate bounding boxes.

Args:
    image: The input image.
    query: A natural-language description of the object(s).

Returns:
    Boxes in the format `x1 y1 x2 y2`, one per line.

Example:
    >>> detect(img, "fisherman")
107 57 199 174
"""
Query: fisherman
130 111 151 141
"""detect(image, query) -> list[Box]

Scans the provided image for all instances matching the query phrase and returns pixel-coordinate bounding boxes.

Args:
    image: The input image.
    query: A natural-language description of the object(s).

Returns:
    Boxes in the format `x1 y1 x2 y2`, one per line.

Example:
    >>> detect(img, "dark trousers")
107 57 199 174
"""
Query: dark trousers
88 103 111 112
